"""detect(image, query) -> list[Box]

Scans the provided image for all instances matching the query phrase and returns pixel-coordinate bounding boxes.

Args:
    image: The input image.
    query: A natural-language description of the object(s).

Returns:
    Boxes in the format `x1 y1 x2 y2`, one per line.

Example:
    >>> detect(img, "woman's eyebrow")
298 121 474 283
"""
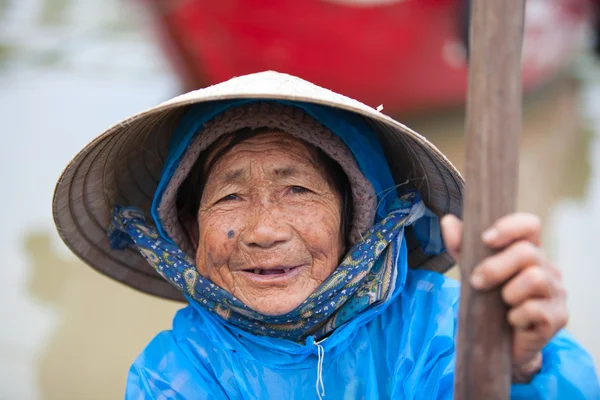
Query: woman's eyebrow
220 168 247 183
273 167 298 178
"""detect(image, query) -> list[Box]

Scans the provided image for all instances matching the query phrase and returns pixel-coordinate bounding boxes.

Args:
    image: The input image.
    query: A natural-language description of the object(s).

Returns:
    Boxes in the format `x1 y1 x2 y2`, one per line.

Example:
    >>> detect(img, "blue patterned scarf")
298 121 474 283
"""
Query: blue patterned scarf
109 191 431 342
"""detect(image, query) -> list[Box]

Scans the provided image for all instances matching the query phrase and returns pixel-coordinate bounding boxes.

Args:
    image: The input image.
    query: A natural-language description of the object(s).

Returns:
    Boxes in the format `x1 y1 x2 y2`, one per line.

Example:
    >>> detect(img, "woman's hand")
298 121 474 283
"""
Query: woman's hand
441 213 568 383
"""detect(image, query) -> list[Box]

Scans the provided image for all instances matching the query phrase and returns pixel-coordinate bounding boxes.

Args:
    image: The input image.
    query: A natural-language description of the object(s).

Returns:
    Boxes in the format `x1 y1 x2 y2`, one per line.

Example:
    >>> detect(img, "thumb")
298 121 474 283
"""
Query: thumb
440 214 463 262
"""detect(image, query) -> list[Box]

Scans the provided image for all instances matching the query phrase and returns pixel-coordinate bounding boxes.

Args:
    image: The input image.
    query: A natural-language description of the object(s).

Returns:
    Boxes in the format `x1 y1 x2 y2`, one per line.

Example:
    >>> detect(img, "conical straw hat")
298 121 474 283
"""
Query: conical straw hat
52 71 464 301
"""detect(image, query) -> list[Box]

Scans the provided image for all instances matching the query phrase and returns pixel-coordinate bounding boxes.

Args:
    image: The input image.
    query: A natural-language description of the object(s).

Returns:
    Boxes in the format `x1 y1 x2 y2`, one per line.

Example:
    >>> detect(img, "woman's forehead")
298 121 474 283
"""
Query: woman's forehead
210 165 319 188
206 131 323 173
230 131 309 147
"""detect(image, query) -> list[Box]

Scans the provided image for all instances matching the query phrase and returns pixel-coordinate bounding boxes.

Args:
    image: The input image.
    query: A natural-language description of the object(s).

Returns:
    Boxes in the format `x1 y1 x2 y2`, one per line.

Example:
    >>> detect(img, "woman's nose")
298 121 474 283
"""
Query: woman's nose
241 210 293 249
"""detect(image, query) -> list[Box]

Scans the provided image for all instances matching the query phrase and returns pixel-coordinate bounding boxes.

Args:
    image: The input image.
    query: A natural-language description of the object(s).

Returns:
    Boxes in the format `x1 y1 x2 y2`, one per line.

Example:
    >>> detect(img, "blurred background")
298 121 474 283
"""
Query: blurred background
0 0 599 398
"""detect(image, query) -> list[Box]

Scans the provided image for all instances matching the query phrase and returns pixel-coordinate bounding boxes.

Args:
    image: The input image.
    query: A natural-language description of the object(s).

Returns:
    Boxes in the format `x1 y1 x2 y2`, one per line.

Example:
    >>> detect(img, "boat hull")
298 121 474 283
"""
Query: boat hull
147 0 592 114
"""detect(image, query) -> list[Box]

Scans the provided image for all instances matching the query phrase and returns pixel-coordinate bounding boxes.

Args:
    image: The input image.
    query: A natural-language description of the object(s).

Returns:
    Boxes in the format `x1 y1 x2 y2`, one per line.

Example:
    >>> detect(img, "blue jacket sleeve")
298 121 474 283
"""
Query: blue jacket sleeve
124 331 230 400
421 328 600 400
510 330 600 399
402 270 600 399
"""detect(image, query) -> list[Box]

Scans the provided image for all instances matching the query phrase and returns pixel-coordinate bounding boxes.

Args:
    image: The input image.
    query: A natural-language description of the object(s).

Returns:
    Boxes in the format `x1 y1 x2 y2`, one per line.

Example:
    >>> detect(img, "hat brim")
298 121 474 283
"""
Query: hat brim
52 71 464 301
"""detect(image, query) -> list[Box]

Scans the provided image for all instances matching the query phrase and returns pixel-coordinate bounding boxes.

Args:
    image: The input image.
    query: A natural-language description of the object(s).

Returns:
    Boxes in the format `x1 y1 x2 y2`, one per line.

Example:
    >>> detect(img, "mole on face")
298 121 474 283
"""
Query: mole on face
227 230 235 239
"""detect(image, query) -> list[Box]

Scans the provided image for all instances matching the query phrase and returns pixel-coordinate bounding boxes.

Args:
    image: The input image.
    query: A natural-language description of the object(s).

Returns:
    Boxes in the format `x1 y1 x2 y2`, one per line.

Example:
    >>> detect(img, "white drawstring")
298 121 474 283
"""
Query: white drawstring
315 342 326 399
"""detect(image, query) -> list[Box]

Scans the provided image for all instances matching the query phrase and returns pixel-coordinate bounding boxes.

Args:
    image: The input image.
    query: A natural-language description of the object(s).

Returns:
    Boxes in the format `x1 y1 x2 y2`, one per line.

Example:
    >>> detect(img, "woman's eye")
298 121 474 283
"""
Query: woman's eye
289 186 310 194
217 194 240 203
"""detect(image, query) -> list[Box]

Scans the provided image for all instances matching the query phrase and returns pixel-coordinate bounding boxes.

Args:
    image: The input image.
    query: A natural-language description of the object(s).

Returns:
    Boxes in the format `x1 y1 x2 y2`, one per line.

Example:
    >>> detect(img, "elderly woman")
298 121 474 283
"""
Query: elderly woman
53 72 598 399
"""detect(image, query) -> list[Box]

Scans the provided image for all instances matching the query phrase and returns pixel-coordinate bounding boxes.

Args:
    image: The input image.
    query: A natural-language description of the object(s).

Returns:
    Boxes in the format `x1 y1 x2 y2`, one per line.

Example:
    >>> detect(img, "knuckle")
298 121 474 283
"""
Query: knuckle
527 214 542 232
526 267 546 286
511 212 541 232
555 282 567 299
501 286 517 306
522 301 537 317
538 307 552 326
515 241 541 262
523 301 550 325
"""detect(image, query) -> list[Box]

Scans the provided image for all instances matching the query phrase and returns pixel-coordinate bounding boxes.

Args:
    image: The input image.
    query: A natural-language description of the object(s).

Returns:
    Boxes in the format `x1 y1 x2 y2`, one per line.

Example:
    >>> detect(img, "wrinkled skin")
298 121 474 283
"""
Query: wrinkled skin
441 214 568 383
193 132 344 315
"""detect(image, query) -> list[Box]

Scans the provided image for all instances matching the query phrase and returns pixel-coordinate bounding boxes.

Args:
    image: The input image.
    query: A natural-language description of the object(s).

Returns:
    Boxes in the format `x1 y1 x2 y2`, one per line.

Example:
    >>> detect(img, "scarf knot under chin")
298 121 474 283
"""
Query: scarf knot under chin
109 191 429 342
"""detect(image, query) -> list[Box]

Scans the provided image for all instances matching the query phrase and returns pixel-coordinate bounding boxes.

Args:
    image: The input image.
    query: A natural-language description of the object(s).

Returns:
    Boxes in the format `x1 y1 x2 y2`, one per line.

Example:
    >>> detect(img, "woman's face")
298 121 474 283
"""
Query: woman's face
195 132 344 315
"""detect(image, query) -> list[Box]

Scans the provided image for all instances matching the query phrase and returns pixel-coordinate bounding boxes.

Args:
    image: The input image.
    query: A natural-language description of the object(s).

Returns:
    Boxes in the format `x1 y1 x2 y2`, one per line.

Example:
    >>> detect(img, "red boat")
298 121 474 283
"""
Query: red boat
146 0 593 115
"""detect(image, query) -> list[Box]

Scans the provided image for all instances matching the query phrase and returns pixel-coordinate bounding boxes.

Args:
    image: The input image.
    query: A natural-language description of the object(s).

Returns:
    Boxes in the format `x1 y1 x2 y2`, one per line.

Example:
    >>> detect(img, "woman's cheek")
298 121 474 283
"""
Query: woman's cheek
198 212 244 269
291 204 343 272
303 203 342 242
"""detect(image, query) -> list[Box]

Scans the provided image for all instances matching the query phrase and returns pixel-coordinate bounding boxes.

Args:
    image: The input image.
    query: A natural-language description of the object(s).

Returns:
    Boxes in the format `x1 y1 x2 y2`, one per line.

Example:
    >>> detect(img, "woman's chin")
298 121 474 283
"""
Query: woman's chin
229 266 317 315
244 292 309 316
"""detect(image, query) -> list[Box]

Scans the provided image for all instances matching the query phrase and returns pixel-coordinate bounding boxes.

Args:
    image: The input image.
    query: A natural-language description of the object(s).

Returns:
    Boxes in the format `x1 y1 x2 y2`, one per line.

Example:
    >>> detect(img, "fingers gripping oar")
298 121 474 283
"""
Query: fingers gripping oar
454 1 526 399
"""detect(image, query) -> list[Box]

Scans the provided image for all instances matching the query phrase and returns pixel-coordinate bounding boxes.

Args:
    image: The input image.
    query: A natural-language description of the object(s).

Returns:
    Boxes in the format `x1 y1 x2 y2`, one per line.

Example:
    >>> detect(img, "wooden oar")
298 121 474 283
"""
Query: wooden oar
454 1 526 399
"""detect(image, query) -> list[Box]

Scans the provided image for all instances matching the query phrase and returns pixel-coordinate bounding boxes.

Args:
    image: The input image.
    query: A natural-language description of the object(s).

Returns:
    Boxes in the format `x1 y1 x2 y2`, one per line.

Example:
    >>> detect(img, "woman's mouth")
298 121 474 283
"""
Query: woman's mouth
237 265 306 285
248 267 298 275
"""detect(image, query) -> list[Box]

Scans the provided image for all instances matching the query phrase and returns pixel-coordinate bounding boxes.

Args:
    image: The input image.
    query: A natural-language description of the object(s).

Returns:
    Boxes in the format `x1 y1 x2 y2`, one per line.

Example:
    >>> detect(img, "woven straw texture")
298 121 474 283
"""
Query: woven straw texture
52 71 464 301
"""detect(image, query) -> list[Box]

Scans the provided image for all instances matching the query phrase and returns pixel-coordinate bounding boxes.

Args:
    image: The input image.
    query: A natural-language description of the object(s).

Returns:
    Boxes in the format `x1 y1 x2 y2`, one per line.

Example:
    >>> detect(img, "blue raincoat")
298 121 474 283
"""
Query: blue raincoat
126 266 599 399
125 100 599 399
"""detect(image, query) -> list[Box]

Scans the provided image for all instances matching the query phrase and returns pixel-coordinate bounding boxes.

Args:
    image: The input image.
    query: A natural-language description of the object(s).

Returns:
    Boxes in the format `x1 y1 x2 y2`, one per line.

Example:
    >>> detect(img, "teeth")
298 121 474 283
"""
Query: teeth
250 267 294 275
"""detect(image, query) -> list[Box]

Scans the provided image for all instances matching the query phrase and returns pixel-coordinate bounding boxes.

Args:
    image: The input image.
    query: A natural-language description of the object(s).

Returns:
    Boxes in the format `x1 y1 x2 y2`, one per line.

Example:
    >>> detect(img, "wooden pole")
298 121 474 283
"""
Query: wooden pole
454 1 525 399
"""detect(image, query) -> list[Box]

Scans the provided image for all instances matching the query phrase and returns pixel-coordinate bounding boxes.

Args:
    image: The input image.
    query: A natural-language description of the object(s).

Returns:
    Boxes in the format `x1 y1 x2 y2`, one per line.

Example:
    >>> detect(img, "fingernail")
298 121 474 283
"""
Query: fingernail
470 272 485 288
482 229 498 243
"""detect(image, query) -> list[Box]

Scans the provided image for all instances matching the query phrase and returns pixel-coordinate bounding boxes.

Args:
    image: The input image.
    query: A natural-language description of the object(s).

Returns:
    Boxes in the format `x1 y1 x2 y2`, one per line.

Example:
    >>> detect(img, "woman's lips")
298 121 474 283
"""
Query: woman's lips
250 267 297 275
237 265 306 285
